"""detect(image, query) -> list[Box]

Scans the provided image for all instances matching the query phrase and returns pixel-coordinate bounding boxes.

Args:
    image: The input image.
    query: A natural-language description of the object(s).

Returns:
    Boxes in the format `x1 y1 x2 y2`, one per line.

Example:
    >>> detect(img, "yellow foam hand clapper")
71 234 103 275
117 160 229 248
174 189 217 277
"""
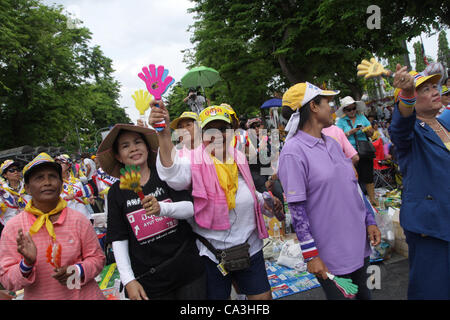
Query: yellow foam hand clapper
132 89 153 116
357 58 391 79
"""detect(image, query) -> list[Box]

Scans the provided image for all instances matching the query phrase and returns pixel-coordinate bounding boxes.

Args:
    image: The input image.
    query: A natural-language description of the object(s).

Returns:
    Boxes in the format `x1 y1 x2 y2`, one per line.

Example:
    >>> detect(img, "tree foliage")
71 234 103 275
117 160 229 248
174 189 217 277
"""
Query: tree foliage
184 0 448 115
438 30 449 71
413 41 427 72
0 0 130 153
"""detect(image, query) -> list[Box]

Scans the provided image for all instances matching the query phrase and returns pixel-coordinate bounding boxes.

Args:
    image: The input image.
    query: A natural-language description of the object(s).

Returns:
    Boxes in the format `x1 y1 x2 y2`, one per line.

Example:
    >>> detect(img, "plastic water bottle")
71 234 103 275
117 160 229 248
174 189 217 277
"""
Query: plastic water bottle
273 222 280 240
378 197 385 210
284 213 292 234
272 222 283 255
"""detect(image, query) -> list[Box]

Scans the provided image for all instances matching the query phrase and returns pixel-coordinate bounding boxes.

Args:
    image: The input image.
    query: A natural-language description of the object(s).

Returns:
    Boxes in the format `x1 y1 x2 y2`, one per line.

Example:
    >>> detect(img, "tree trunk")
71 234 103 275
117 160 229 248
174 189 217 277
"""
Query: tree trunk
278 55 303 85
343 79 362 100
276 24 305 85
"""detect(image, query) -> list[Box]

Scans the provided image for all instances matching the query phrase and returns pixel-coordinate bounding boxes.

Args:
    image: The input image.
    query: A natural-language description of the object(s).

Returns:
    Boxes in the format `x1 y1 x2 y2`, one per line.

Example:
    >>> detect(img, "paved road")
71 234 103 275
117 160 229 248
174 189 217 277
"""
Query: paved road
280 253 409 300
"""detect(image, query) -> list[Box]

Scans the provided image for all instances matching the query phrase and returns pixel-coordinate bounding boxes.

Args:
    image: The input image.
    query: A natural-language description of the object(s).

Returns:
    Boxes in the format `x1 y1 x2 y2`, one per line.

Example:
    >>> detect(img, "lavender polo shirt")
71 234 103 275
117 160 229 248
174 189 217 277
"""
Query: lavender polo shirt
278 130 372 275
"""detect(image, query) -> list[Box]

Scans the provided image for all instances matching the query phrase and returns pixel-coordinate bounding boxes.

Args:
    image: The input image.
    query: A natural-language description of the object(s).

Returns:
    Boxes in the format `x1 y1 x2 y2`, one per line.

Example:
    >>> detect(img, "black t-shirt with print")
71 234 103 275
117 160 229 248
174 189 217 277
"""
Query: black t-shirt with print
106 166 204 297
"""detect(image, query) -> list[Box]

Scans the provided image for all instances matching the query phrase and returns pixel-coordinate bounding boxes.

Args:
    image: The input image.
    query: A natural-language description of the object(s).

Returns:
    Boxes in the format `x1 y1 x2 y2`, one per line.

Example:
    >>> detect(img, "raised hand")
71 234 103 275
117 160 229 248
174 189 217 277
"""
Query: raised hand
137 64 174 100
132 89 153 116
136 118 149 128
357 57 391 79
393 64 415 94
148 100 171 135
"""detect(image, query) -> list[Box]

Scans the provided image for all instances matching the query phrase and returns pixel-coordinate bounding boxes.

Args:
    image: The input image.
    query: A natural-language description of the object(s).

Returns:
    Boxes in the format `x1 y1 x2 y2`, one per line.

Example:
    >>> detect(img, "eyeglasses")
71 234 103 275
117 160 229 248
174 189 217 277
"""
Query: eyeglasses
6 168 19 173
344 107 356 112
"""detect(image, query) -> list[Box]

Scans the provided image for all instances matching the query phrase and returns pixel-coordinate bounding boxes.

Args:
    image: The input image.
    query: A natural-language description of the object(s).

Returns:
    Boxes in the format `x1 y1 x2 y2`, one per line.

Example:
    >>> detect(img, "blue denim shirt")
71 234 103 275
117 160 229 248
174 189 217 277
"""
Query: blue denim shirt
389 104 450 241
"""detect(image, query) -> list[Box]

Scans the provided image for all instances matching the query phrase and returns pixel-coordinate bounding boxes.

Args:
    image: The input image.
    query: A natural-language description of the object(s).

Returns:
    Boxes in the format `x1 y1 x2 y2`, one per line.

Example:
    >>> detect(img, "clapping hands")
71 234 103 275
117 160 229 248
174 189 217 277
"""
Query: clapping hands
138 64 174 100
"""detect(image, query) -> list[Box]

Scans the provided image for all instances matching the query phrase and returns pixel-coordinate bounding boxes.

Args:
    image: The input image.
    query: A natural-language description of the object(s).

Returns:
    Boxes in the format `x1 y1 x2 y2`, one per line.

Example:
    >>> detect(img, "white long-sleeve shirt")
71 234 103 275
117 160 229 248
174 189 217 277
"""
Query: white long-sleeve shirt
113 200 194 287
155 149 267 265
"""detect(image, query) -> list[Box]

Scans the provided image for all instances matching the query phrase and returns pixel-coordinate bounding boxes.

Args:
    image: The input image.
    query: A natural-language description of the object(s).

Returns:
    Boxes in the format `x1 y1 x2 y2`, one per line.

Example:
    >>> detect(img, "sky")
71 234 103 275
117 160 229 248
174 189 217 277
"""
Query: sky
43 0 195 123
42 0 448 123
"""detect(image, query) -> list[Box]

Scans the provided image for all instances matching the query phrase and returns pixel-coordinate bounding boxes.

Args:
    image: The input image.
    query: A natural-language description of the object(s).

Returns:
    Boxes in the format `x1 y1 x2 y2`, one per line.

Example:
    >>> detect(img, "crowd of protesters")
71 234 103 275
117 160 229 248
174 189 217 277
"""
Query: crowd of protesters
0 66 448 301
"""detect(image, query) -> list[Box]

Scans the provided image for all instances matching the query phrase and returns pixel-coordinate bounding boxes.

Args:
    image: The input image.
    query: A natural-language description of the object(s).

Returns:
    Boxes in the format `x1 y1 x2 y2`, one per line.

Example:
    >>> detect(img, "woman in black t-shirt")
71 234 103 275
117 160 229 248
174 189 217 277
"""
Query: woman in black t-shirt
97 124 205 300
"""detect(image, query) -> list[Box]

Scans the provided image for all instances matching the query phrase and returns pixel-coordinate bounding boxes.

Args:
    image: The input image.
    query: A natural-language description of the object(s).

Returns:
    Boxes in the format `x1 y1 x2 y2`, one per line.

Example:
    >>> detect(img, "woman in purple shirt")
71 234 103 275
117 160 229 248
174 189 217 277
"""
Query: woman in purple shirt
278 82 381 300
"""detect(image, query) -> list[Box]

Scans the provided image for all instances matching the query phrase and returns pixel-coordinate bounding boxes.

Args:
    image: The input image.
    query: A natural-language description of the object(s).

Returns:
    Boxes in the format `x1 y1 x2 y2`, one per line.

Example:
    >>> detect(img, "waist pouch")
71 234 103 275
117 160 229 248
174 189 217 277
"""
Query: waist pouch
197 235 250 272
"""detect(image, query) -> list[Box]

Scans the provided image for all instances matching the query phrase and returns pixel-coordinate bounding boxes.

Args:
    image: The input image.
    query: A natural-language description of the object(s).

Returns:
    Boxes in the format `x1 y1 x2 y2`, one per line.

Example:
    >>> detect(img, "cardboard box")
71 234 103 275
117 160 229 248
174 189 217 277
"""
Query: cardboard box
390 207 409 258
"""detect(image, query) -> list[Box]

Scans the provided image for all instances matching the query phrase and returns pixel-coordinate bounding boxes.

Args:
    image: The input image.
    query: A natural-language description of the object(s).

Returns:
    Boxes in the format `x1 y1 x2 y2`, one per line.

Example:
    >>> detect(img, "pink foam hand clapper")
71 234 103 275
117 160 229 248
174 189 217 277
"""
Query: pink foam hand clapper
138 64 175 131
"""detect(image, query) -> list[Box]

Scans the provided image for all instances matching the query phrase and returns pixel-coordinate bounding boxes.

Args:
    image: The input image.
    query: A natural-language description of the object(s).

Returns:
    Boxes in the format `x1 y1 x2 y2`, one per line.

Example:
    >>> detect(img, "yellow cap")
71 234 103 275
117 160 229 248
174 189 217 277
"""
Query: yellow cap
413 72 441 88
23 153 61 182
169 111 199 130
199 106 231 128
282 82 340 111
219 103 239 123
1 160 18 175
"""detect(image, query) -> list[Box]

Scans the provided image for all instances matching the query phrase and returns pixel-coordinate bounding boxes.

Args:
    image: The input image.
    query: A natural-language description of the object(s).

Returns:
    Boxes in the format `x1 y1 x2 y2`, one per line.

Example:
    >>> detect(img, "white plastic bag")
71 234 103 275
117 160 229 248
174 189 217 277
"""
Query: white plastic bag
374 208 395 243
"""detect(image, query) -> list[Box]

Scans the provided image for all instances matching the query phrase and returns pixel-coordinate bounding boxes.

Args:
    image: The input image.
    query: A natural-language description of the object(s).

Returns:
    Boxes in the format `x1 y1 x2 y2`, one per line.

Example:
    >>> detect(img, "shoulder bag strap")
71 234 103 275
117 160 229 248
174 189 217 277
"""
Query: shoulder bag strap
346 119 359 151
196 234 223 261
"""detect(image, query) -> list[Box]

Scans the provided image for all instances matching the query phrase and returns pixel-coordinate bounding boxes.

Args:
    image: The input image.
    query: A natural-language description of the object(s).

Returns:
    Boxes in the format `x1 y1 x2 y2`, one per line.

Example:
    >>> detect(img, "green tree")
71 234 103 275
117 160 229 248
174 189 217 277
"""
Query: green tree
413 41 427 72
437 30 449 70
186 0 448 108
0 0 129 153
166 83 191 120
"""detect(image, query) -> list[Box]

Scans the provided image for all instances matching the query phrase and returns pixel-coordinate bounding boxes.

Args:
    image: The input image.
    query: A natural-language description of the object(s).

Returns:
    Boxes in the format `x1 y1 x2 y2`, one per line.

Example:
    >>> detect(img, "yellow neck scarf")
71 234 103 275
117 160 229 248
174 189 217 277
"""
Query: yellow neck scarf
26 198 67 241
445 142 450 151
212 156 238 210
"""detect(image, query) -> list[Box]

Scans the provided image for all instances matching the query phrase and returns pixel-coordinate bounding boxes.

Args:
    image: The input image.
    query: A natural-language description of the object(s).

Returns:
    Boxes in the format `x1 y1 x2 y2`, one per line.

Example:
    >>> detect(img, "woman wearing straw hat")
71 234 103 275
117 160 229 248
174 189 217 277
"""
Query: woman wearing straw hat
336 96 376 205
96 123 206 300
389 64 450 299
279 82 380 300
0 153 105 300
149 103 282 300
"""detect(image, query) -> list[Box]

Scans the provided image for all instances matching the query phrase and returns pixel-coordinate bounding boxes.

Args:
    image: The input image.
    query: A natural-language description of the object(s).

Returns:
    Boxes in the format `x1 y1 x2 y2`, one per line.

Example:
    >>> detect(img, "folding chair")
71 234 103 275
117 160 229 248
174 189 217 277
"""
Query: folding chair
372 139 396 190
